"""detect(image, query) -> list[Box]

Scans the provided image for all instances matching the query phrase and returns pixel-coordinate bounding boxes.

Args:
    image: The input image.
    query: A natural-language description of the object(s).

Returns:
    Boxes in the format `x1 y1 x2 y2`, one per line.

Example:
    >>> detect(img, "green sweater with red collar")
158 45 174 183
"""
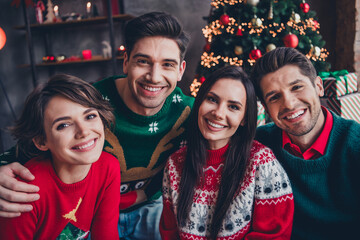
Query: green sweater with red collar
255 111 360 240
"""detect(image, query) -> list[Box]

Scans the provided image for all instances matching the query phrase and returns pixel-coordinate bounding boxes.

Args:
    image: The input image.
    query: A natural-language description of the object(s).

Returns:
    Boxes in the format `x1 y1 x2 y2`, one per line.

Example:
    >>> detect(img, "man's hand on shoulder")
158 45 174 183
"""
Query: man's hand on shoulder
0 162 40 217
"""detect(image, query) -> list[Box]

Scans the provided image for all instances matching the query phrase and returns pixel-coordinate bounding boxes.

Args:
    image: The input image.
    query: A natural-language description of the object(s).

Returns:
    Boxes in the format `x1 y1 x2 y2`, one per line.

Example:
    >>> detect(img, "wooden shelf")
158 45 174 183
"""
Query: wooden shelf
18 55 124 68
14 14 134 30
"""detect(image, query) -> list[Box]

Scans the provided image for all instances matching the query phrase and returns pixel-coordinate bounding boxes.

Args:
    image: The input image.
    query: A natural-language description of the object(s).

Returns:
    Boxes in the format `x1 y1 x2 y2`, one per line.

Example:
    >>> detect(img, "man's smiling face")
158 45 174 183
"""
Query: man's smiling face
123 36 186 116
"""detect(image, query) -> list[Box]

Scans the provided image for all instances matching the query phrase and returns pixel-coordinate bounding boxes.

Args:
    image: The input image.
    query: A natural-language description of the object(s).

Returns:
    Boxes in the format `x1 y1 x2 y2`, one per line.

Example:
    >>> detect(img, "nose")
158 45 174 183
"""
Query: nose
75 122 90 139
282 92 297 110
146 64 162 83
212 103 226 120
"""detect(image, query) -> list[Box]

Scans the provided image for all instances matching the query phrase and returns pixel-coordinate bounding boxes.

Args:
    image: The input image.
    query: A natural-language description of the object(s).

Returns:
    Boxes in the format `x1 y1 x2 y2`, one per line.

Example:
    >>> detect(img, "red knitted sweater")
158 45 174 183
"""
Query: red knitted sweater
160 141 294 239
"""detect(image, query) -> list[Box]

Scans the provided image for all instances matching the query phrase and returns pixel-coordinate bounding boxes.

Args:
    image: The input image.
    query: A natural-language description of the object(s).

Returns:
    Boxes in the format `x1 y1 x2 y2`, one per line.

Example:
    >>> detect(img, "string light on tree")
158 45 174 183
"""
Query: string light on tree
191 0 330 95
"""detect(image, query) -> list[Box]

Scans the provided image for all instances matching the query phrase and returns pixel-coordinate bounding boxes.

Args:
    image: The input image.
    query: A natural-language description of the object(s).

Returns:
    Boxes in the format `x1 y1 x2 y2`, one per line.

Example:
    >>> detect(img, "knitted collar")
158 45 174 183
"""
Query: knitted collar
206 144 229 165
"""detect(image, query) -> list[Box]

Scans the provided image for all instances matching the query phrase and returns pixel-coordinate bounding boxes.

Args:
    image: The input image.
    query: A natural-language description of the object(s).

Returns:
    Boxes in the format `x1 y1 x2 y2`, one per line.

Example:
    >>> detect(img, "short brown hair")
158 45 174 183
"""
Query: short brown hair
124 12 190 61
11 74 114 158
251 47 317 103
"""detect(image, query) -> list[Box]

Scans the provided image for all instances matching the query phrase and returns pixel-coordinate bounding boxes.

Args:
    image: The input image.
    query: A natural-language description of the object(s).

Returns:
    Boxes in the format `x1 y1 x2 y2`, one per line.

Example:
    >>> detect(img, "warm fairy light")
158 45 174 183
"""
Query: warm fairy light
247 59 256 66
190 79 202 97
211 0 245 8
305 48 329 61
200 52 243 69
203 18 237 42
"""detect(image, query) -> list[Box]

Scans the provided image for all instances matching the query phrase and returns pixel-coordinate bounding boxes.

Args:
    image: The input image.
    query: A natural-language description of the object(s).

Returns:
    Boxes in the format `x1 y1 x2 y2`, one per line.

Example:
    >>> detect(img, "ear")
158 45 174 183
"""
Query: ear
32 137 48 152
122 52 129 75
177 60 186 82
314 76 324 97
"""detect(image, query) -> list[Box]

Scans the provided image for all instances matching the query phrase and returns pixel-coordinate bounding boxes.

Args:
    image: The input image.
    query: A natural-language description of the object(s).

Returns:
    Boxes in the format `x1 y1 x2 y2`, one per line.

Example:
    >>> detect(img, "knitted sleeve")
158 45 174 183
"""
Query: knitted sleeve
0 208 37 239
160 152 181 240
245 145 294 240
90 154 121 239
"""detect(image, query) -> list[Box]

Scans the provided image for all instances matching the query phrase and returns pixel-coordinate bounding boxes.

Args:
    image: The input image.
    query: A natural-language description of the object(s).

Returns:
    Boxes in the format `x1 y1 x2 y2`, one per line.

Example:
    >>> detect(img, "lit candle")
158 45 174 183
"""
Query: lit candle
54 5 59 17
86 2 91 14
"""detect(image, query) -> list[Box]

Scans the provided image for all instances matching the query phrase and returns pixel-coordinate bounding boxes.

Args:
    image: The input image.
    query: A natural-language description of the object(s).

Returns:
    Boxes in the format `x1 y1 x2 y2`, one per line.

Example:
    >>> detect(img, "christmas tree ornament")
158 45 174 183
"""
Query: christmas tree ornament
313 20 319 29
300 2 310 13
199 76 206 83
283 33 299 48
44 0 56 23
234 45 243 55
191 0 330 96
246 0 260 7
249 48 262 60
220 14 230 25
204 42 211 52
251 16 263 28
236 26 243 36
35 0 45 24
290 12 301 24
310 45 321 57
268 1 274 20
266 43 276 52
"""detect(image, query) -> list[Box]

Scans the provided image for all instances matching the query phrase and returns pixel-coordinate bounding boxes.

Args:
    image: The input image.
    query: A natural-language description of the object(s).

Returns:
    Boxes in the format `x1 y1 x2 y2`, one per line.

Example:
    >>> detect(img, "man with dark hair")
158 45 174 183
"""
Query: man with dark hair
252 47 360 240
0 12 194 239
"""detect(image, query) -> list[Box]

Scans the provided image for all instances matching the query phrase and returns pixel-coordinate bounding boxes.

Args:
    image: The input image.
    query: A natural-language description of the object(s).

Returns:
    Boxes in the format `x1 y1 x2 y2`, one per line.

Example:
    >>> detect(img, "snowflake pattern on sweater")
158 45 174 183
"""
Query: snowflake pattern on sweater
161 141 294 239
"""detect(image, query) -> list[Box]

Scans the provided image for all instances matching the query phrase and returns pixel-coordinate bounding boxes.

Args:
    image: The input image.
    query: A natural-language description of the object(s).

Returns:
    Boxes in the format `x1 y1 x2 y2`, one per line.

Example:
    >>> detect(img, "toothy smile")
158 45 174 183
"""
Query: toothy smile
73 139 95 149
143 85 162 92
285 110 305 120
207 120 225 128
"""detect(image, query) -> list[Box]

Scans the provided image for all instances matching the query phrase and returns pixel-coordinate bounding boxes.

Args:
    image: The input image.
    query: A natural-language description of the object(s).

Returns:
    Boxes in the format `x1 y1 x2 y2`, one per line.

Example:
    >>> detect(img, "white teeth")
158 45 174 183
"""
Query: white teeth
286 110 304 119
207 120 225 128
143 85 162 92
76 140 95 149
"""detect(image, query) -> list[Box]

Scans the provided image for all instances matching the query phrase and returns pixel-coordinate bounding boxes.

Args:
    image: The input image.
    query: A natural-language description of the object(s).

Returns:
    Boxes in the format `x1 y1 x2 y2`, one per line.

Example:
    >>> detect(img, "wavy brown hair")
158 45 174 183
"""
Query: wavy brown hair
11 74 114 158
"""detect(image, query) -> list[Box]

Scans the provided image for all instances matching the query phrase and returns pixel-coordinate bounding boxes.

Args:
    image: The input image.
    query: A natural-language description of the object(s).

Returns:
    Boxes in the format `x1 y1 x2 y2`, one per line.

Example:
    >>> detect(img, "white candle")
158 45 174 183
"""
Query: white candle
86 2 91 14
54 5 59 17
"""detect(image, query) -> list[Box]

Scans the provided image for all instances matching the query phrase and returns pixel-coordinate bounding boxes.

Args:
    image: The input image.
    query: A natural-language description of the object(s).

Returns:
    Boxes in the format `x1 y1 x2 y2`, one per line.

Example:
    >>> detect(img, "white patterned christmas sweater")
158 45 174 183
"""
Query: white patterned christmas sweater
160 141 294 240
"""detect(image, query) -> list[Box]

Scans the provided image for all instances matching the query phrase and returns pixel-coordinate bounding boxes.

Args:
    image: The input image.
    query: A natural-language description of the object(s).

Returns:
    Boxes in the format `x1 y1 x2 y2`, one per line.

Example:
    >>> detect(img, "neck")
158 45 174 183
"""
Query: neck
52 162 92 184
288 110 326 152
115 77 163 116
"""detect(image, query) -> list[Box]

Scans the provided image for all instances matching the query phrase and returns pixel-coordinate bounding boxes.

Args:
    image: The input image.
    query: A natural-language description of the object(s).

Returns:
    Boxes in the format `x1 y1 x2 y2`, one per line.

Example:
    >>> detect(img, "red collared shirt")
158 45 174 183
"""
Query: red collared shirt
282 106 333 160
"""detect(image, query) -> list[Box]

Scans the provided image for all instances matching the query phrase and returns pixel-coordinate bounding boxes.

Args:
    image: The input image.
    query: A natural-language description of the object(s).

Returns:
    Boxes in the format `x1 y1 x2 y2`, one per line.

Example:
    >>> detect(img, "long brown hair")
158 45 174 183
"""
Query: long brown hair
177 65 257 239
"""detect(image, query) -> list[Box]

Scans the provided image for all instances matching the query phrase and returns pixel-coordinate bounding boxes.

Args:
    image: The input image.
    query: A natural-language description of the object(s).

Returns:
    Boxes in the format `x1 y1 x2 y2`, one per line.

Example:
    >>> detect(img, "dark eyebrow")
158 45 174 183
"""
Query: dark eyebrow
208 92 243 107
264 79 304 100
132 53 179 65
51 108 96 126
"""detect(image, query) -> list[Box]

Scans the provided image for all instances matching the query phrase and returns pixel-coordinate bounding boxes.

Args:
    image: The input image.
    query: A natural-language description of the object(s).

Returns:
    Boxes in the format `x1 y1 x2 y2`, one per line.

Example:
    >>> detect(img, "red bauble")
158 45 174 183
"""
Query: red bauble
220 14 230 25
236 26 243 36
199 76 206 83
283 33 299 48
249 49 262 60
203 43 211 52
313 20 319 29
300 3 310 13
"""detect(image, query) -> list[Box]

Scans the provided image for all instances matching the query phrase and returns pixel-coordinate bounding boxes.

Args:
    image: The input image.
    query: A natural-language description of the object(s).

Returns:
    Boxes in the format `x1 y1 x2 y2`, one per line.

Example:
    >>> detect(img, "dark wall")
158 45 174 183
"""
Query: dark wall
0 0 336 151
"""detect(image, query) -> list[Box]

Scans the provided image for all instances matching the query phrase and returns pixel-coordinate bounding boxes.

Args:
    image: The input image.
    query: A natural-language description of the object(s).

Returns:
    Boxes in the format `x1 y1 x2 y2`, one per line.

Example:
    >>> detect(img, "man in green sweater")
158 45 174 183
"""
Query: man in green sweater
0 12 194 239
251 47 360 240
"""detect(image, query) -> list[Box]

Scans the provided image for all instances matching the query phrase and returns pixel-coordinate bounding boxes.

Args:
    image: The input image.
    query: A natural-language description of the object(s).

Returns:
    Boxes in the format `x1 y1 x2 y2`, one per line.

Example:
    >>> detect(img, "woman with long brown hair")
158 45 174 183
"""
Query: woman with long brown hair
160 65 294 239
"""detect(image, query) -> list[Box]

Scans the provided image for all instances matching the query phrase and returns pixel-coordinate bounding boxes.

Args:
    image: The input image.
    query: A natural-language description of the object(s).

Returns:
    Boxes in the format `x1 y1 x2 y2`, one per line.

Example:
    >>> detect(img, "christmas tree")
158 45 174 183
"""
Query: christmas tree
190 0 331 96
44 0 56 23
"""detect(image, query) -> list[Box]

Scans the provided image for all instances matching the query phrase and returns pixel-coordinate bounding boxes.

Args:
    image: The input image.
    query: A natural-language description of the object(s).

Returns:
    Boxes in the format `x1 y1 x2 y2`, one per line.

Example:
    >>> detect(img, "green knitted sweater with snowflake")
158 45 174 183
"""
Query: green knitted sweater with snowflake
255 111 360 240
93 76 194 213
